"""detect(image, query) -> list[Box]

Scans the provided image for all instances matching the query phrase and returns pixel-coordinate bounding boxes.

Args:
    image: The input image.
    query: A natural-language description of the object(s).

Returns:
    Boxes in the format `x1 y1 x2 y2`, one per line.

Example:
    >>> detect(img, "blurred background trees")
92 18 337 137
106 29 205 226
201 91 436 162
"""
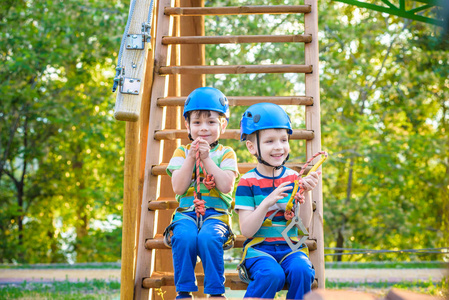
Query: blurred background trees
1 0 447 263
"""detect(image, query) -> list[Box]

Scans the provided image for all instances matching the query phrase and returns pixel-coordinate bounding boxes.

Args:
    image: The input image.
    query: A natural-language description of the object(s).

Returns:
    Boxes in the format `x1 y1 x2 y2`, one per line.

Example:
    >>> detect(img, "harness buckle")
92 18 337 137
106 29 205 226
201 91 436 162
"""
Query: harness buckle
282 214 309 251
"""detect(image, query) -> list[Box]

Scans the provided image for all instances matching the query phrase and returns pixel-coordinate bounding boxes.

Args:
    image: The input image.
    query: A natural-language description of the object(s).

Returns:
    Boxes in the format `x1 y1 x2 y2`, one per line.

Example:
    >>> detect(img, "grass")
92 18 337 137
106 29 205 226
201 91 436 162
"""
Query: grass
1 262 447 299
0 279 120 300
0 278 447 299
0 263 121 270
325 261 448 269
326 277 449 297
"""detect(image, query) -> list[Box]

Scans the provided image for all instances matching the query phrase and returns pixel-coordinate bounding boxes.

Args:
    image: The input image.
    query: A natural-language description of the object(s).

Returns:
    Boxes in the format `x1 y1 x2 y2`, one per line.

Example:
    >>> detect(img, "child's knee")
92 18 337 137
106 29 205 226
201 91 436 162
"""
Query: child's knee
254 264 286 289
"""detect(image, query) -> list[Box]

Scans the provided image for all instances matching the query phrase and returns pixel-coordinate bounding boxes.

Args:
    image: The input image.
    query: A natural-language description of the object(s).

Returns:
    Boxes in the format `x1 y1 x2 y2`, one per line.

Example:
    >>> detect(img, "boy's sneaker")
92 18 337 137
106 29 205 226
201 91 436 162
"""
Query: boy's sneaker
209 294 227 299
176 292 193 299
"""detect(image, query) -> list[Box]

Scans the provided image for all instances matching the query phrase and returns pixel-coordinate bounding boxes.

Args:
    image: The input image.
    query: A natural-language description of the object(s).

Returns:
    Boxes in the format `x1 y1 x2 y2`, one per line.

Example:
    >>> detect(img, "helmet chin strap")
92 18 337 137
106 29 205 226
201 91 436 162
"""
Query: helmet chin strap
255 131 289 171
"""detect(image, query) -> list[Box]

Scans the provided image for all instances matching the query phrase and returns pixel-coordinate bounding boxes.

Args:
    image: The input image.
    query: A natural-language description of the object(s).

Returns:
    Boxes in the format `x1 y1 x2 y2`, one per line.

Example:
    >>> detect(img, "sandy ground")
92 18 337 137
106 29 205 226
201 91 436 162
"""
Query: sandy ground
0 268 447 284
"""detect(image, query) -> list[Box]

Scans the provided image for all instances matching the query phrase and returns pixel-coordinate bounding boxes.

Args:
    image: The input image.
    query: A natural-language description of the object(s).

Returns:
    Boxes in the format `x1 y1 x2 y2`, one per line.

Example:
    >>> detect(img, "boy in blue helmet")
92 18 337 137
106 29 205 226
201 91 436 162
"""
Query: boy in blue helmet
164 87 239 299
235 103 320 300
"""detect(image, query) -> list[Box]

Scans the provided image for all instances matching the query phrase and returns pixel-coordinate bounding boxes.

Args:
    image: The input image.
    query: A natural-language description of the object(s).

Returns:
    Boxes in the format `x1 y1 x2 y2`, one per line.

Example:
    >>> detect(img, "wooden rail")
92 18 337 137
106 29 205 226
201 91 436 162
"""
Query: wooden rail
143 271 318 290
151 163 314 176
164 5 312 16
153 129 314 141
148 198 317 212
158 64 313 75
145 234 317 251
162 34 312 44
157 96 314 107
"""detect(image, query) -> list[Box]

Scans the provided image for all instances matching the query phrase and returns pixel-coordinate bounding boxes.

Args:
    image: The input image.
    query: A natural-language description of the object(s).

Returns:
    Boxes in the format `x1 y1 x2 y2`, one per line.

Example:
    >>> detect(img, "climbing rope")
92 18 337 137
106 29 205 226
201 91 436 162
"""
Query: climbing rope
284 151 328 220
193 144 216 225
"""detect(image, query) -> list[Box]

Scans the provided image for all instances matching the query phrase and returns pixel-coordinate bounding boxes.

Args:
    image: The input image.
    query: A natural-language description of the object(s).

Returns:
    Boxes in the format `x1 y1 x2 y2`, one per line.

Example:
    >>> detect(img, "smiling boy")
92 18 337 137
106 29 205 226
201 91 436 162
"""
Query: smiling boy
164 87 238 299
235 103 320 300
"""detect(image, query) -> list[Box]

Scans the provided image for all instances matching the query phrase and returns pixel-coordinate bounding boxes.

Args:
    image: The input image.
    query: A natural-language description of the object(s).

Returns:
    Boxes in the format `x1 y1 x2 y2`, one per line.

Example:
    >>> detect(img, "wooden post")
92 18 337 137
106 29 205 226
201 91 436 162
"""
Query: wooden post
134 1 174 299
118 1 156 299
304 0 325 289
120 122 139 300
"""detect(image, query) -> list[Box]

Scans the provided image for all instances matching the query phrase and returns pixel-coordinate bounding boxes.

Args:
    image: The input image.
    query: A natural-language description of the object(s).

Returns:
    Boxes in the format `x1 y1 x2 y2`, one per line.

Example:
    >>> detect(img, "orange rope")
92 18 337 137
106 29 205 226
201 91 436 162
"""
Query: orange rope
192 144 216 218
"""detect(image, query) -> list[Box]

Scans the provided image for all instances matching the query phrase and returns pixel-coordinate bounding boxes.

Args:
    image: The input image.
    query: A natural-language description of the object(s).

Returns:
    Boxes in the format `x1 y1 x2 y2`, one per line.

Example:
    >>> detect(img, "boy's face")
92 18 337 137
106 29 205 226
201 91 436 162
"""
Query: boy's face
246 129 290 166
185 111 227 145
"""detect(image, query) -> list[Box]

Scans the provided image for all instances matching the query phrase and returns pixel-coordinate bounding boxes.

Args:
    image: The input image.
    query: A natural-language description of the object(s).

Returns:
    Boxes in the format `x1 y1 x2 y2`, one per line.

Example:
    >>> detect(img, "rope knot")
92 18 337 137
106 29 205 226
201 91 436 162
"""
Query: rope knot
203 174 216 190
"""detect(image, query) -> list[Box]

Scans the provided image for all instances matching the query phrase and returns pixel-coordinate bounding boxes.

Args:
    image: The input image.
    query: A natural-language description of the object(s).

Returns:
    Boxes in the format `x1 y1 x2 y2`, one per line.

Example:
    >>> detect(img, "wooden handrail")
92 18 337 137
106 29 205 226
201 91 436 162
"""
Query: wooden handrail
152 163 314 176
162 34 312 44
157 96 313 107
164 5 311 16
142 271 318 290
145 234 317 250
149 199 317 212
153 129 313 141
158 64 313 75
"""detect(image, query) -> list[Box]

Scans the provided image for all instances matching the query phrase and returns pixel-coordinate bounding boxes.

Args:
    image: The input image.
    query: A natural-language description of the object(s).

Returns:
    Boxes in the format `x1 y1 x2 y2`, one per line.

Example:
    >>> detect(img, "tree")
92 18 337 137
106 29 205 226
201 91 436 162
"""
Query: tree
0 0 126 263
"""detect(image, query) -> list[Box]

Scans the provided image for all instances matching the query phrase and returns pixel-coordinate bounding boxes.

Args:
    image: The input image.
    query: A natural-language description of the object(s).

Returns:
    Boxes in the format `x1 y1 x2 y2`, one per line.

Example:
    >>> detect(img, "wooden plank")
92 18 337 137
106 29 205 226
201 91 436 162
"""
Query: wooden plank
149 197 316 211
153 128 314 141
159 64 313 74
152 162 314 176
120 122 139 300
134 0 174 299
162 34 312 44
143 272 318 290
304 0 325 290
114 0 154 122
145 234 317 250
164 5 311 15
157 95 313 106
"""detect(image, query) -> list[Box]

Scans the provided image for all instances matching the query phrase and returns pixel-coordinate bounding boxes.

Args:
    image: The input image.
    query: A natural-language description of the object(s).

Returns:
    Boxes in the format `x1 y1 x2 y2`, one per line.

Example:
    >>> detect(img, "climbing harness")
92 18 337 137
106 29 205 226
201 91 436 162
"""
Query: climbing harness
282 151 328 251
237 151 328 282
163 143 236 250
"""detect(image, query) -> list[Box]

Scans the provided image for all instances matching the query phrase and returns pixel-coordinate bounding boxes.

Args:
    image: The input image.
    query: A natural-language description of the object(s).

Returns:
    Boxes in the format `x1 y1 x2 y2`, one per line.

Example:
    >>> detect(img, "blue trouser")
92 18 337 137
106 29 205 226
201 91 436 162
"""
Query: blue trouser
171 209 230 295
244 243 315 300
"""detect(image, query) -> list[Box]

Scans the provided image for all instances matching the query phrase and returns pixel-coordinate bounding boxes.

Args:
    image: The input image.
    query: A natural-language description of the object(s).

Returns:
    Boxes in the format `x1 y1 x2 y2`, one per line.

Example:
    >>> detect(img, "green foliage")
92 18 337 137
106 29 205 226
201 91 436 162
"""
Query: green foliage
1 0 448 264
0 0 127 263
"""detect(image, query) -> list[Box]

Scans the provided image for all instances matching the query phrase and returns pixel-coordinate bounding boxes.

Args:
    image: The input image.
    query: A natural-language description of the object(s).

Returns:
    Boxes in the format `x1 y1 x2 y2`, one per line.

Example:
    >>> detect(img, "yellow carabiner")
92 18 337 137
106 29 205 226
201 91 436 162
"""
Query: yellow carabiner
285 153 328 212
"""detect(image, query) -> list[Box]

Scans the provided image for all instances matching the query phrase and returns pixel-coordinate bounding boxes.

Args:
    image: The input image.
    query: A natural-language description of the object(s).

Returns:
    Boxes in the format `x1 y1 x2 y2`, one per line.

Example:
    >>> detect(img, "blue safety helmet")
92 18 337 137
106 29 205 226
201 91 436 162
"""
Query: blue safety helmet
240 103 292 141
183 87 230 120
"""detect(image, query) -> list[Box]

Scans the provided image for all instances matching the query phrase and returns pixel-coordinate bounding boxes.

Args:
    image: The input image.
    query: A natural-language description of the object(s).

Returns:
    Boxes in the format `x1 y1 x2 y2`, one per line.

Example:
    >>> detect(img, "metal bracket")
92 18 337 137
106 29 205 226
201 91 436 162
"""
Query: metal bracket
126 34 145 50
120 77 141 95
282 215 309 251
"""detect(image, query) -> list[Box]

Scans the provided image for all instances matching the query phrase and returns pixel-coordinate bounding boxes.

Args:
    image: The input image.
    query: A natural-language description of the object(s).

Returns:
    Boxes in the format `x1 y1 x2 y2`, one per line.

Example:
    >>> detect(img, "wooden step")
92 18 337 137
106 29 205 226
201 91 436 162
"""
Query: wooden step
162 34 312 45
154 129 313 141
158 64 313 75
157 96 313 107
164 5 311 16
148 198 317 212
152 163 314 176
145 234 317 251
142 271 318 290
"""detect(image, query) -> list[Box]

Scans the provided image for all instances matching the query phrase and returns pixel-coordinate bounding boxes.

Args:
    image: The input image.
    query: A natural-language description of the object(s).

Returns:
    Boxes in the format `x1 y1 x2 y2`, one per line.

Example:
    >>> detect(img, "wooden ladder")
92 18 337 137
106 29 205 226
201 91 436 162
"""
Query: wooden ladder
115 1 323 299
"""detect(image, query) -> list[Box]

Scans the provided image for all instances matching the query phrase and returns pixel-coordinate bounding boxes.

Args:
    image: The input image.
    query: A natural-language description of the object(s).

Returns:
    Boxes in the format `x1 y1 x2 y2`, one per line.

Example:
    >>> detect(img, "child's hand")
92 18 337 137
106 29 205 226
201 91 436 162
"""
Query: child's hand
196 138 211 160
264 181 292 207
188 139 200 159
301 171 321 192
